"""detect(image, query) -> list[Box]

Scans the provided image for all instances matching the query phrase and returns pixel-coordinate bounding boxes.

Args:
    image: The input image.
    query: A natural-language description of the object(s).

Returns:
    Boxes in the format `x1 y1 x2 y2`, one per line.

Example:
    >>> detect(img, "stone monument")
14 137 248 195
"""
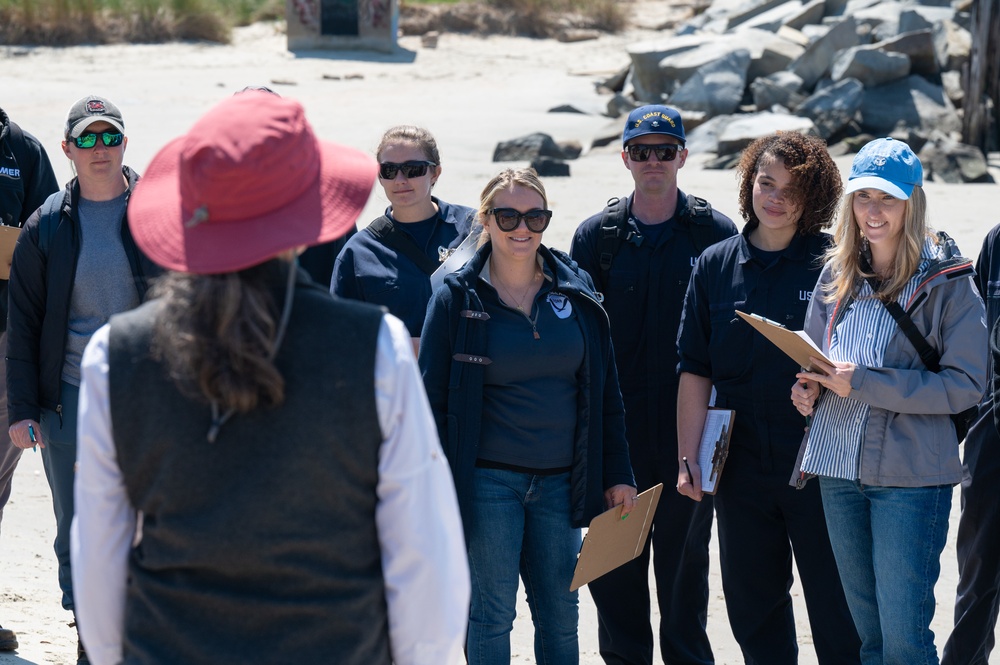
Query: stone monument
287 0 398 53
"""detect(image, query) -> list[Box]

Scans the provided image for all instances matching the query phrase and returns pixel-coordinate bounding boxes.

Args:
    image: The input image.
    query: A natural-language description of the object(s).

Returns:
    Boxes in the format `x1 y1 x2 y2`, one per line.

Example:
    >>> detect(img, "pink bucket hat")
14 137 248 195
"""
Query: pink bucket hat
128 92 376 274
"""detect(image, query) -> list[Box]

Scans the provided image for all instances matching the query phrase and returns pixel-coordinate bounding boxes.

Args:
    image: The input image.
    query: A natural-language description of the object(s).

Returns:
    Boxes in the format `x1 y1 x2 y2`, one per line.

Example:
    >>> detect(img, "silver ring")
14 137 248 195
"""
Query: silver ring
631 495 638 501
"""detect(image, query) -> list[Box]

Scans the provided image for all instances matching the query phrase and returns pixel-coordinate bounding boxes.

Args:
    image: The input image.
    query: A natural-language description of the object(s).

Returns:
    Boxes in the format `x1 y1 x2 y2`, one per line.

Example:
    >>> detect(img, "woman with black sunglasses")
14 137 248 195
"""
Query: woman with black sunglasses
331 125 475 352
419 167 637 665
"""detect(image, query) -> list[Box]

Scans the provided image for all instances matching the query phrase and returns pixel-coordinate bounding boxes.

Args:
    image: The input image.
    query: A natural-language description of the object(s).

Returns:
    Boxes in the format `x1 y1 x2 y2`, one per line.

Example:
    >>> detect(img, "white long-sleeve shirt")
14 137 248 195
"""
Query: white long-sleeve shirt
71 314 470 665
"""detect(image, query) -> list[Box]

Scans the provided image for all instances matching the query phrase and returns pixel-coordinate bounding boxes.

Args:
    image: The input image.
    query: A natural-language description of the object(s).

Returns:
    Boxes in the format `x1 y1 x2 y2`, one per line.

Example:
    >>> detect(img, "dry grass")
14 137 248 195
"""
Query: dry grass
0 0 280 44
485 0 626 34
0 0 623 45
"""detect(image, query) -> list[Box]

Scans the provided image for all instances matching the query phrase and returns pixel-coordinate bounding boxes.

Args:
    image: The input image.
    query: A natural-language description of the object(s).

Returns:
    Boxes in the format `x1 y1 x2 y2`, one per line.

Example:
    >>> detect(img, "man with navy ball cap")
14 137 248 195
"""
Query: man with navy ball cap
571 106 737 665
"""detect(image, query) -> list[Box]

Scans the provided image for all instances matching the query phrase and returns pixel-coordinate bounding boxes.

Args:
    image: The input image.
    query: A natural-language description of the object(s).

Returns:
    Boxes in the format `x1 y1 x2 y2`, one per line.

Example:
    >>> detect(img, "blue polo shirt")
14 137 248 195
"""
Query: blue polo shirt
677 228 830 468
331 197 475 336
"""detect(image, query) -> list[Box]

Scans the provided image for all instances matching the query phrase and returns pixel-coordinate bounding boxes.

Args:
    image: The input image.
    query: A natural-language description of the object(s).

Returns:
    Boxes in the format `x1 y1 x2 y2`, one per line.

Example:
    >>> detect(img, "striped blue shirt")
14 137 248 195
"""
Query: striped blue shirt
802 241 935 480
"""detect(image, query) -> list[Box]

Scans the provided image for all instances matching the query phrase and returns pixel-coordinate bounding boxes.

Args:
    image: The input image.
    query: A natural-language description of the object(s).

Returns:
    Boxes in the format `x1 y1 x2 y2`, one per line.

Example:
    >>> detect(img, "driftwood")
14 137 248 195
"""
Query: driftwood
962 0 1000 153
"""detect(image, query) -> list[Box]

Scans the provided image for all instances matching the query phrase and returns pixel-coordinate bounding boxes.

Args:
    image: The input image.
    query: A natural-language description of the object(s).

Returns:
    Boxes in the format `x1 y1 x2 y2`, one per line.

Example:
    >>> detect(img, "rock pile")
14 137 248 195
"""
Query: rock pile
599 0 991 182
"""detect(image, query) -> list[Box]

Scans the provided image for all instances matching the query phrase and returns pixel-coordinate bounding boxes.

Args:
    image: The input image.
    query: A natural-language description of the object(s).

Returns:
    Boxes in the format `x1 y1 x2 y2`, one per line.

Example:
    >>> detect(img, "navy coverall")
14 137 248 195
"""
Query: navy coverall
676 228 859 665
571 191 736 665
943 222 1000 665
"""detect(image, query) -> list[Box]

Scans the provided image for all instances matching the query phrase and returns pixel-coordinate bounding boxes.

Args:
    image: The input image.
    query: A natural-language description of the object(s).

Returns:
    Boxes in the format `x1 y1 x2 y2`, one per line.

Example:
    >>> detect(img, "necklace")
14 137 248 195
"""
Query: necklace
491 267 542 340
492 268 539 312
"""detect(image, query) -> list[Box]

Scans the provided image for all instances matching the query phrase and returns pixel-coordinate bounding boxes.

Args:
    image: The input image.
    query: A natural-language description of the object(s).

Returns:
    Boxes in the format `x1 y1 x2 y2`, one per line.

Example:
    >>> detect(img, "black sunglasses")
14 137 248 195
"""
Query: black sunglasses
489 208 552 233
74 131 124 149
626 143 681 162
378 160 437 180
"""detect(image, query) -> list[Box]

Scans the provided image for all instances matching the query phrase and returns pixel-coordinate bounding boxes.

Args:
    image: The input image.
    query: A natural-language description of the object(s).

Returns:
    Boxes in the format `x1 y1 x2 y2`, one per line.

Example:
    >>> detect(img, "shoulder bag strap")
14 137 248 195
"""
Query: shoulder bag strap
367 215 440 276
859 254 942 372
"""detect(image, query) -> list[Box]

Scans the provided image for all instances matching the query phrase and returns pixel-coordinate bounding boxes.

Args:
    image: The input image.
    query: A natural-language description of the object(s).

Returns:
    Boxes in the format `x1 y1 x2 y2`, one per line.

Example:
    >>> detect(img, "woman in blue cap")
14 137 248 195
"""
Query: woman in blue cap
791 137 987 663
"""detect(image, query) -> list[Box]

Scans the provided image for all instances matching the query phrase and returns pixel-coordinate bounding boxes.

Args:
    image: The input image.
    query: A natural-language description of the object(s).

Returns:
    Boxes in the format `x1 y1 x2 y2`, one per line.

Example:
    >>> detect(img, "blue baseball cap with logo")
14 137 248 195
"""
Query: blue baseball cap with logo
845 137 923 200
622 105 685 147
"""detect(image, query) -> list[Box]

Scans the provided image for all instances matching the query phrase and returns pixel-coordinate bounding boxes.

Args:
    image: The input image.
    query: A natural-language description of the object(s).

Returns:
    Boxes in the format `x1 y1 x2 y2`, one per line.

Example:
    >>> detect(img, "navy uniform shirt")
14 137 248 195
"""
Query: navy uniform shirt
570 191 737 460
331 197 475 337
677 228 830 468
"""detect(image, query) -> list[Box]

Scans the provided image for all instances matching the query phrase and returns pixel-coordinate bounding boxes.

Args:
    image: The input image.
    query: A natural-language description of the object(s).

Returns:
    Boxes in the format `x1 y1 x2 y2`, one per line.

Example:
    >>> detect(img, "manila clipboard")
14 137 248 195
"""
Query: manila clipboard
735 310 832 372
570 483 663 591
0 225 20 280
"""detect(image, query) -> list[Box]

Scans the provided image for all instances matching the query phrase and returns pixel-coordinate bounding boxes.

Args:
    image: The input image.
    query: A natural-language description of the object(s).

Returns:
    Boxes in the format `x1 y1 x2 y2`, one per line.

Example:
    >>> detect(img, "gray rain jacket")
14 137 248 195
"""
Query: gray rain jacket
803 232 987 487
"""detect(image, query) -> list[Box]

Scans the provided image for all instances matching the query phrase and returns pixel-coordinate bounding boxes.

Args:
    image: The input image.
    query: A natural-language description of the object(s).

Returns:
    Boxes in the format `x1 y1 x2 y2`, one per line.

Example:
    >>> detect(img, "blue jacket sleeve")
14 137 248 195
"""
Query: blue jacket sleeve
417 286 454 449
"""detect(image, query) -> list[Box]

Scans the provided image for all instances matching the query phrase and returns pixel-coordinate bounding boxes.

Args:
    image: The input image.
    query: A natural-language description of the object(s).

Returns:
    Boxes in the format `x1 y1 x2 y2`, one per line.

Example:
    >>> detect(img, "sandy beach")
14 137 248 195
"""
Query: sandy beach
2 7 1000 663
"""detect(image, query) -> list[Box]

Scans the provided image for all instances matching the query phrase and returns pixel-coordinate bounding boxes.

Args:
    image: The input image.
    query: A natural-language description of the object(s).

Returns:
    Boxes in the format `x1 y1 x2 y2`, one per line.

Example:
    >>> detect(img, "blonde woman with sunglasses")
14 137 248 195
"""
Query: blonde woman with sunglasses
331 126 475 353
419 167 637 665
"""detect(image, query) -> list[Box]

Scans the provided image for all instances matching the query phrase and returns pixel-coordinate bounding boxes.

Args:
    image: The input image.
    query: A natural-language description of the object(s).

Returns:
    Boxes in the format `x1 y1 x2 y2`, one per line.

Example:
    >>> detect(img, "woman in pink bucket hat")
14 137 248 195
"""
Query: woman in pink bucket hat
69 92 470 665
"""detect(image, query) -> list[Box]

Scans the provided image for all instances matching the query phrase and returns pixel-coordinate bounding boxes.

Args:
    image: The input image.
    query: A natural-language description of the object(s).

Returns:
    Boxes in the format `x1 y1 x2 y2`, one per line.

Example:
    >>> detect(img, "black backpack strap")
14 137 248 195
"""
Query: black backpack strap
597 196 632 278
367 215 440 276
858 254 942 371
681 193 716 255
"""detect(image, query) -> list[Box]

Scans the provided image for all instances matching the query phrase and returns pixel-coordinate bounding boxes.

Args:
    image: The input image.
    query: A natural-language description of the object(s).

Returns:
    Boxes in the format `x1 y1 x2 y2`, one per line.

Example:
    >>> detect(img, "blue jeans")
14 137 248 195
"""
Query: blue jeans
39 380 81 612
820 477 951 665
466 467 581 665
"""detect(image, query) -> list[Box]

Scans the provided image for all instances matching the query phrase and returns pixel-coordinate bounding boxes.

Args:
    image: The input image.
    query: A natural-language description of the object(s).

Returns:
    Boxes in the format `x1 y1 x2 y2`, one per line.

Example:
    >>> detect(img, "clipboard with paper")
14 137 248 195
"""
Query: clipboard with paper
734 310 832 372
570 484 663 591
697 408 735 494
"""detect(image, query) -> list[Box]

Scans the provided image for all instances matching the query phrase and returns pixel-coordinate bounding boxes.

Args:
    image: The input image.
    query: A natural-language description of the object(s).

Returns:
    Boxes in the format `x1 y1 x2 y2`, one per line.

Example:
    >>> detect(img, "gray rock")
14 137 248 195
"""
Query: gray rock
658 29 777 93
736 0 814 32
831 45 911 87
557 140 583 160
933 19 971 72
853 1 907 41
704 153 744 169
493 133 569 162
598 65 630 94
751 71 806 110
941 70 963 107
530 157 571 177
669 49 752 117
685 114 736 155
796 77 865 139
898 8 934 34
627 35 707 102
789 16 860 89
716 112 819 154
776 25 810 47
918 136 990 183
785 0 826 31
591 121 624 149
605 93 638 118
859 75 961 135
753 38 805 80
724 0 792 30
876 30 938 77
548 104 587 114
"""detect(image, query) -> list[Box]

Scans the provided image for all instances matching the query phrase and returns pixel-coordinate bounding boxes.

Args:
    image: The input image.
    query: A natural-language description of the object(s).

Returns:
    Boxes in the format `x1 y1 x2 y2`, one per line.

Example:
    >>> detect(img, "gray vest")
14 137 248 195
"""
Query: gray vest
108 273 389 665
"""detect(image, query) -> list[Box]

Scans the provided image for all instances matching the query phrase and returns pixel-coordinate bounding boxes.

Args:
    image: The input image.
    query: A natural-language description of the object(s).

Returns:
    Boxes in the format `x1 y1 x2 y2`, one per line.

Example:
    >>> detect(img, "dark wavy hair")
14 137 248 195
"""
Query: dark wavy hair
736 132 843 236
149 260 286 414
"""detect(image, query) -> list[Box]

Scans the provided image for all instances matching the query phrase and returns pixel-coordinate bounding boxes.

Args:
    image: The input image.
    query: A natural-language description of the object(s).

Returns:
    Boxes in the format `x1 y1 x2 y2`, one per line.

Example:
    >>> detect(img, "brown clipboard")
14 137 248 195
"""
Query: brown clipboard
735 310 831 372
569 483 663 591
0 225 20 280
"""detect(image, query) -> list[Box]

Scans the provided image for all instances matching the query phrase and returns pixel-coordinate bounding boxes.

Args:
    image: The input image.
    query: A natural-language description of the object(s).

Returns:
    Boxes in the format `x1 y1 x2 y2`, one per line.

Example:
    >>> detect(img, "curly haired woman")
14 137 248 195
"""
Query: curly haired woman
676 132 861 663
